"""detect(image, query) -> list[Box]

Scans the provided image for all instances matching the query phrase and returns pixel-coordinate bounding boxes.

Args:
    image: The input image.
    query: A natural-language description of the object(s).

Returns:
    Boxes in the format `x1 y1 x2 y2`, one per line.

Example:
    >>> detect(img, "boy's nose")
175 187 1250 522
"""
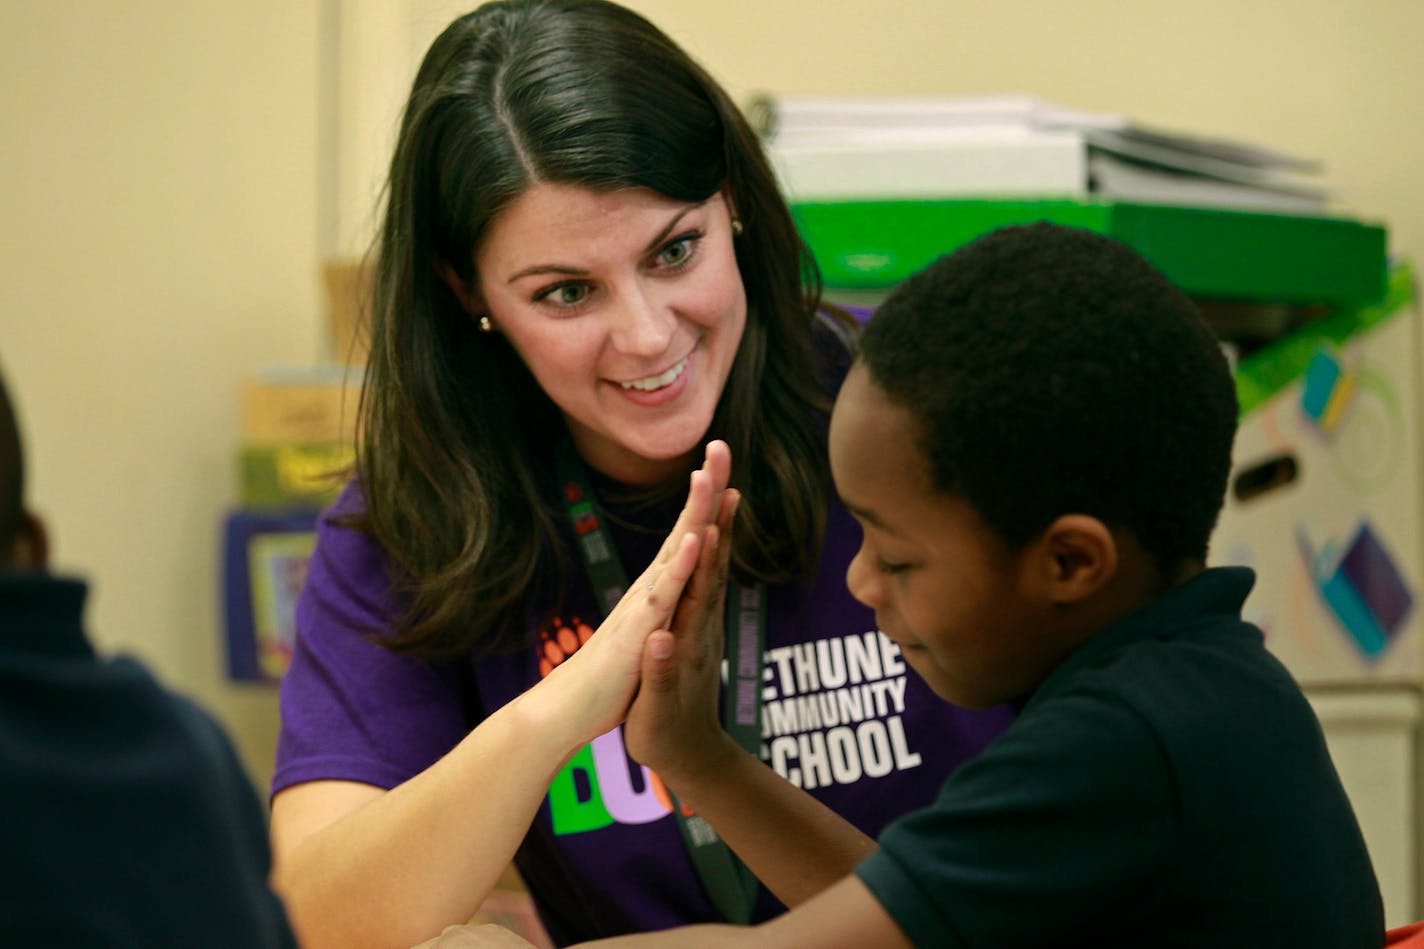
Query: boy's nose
845 547 883 610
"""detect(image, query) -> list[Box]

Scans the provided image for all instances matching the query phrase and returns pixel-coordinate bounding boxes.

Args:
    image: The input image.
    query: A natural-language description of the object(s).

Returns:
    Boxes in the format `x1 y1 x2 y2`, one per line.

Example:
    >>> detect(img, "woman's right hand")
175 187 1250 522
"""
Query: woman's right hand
531 440 734 748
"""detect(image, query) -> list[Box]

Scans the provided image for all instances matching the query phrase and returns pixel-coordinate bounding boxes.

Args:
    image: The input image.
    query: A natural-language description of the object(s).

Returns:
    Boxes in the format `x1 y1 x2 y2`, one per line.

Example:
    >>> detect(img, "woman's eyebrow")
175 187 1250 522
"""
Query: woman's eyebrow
505 200 708 284
640 201 706 256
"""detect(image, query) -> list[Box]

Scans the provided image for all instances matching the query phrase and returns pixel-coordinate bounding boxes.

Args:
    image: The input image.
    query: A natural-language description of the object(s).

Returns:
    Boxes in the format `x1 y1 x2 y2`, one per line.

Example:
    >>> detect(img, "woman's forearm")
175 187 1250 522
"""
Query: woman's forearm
273 446 729 948
271 690 580 949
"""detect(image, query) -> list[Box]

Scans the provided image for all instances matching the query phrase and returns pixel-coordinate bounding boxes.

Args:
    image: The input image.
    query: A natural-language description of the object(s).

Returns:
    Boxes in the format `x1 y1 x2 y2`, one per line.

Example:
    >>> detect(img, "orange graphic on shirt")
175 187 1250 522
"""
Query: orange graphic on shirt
537 616 595 677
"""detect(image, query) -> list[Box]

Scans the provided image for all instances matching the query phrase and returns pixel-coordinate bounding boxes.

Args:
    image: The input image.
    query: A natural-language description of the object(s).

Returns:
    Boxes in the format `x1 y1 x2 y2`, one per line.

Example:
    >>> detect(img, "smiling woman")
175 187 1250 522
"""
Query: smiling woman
265 2 1013 947
461 185 747 485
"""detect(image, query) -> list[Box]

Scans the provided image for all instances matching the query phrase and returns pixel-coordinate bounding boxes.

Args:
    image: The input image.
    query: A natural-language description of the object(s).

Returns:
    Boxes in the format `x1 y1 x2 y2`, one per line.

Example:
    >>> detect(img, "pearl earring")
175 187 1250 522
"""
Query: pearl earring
730 218 744 236
478 315 493 333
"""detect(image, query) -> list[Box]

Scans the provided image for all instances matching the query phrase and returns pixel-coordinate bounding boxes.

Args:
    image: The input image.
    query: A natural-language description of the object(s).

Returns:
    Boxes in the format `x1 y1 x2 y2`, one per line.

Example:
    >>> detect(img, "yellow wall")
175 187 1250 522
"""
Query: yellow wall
2 0 1421 805
409 0 1424 262
0 2 323 786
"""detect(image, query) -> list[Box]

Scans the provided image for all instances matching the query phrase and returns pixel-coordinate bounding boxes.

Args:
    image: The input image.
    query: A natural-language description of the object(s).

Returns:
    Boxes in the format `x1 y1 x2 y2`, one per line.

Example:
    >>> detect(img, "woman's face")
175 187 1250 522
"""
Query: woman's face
473 182 747 484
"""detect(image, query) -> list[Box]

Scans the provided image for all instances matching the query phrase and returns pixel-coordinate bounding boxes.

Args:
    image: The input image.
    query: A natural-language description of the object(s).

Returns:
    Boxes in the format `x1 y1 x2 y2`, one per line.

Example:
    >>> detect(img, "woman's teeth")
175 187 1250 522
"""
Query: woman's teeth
620 356 688 392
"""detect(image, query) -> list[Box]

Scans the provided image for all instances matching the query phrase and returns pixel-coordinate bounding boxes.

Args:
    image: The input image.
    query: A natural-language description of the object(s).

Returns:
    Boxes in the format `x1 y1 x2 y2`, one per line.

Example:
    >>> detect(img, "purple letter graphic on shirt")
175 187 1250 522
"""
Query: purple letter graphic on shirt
547 727 673 834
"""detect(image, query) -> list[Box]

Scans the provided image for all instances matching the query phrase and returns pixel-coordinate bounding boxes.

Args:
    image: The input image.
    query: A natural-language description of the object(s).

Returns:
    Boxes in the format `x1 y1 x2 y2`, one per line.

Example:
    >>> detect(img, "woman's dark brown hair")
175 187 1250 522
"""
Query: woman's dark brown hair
360 0 838 657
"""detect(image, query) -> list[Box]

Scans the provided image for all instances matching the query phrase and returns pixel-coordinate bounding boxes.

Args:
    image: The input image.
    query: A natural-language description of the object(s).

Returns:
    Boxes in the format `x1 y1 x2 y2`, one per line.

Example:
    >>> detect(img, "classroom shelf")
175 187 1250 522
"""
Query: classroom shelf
791 199 1388 307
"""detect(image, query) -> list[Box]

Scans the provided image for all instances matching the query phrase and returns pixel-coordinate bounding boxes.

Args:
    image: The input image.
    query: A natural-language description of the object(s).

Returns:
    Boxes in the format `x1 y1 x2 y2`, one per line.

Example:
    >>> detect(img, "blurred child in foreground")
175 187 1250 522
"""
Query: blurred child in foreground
0 361 297 946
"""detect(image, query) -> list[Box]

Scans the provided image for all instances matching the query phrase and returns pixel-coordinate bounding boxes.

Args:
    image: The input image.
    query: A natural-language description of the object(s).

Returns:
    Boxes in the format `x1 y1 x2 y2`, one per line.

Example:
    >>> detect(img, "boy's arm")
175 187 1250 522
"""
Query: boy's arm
588 875 912 948
643 731 878 908
623 494 877 908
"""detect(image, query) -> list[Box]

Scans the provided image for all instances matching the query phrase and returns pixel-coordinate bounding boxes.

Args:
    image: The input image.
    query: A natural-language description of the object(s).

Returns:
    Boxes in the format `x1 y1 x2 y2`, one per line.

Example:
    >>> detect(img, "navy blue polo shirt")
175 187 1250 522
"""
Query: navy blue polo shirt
0 570 297 946
856 567 1383 948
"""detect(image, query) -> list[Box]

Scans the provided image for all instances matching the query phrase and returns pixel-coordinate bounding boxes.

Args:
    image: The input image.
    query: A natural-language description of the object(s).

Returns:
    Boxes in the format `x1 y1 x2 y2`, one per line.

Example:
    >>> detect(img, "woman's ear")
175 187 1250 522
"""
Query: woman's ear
1035 514 1118 605
434 258 485 318
721 188 741 232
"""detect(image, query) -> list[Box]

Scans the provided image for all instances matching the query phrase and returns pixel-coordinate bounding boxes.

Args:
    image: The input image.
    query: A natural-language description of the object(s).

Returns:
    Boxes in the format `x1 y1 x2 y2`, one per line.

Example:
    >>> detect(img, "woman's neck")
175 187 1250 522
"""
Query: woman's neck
568 431 699 488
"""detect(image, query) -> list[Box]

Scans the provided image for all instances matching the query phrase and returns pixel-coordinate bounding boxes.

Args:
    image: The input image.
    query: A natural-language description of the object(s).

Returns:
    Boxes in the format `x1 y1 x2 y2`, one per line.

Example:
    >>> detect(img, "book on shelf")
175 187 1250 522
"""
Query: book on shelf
751 94 1329 215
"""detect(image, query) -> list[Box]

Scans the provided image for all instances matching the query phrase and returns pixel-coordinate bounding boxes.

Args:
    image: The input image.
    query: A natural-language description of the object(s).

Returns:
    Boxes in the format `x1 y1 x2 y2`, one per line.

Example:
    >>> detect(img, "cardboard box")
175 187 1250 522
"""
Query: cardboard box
1212 264 1422 684
239 442 353 508
323 259 374 366
241 373 363 446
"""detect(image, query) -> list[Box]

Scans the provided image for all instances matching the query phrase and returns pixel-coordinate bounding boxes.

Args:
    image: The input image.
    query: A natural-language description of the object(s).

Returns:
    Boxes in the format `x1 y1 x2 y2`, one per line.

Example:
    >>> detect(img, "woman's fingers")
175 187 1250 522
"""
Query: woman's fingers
615 440 734 643
650 440 732 568
669 524 724 667
647 470 710 568
643 529 702 622
702 439 731 494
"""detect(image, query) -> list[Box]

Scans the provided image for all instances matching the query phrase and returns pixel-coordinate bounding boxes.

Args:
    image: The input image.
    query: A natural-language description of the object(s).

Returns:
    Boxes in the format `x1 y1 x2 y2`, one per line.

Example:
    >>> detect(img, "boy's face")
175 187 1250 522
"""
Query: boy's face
829 364 1047 709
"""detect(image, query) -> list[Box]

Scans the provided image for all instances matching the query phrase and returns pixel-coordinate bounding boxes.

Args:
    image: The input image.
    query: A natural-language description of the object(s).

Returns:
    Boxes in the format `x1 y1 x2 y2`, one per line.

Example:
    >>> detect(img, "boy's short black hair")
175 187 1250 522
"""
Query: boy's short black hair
859 222 1238 568
0 364 24 555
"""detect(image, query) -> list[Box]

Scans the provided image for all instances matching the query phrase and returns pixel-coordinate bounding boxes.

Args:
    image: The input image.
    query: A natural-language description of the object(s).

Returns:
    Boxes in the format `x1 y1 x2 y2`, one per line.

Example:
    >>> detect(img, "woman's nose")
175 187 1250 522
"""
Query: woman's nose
607 284 675 356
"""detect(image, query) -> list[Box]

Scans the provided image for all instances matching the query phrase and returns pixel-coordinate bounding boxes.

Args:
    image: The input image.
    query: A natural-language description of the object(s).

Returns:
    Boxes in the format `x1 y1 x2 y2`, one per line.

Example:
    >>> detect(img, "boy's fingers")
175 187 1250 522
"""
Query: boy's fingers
671 525 724 667
640 630 678 695
704 489 739 621
717 489 739 564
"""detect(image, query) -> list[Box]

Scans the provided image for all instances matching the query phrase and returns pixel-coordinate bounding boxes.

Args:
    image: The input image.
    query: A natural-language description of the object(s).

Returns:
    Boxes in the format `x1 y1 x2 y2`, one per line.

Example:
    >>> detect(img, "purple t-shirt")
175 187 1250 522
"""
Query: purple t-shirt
274 321 1014 944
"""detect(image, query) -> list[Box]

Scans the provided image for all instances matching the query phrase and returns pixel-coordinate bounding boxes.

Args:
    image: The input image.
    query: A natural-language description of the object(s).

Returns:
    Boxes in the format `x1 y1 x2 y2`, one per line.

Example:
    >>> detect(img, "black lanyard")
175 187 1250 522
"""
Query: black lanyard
557 440 763 924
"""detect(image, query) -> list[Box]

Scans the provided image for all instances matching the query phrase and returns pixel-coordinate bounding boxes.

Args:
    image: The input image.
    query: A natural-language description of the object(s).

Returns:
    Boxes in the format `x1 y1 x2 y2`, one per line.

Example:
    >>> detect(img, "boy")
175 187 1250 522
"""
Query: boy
435 223 1385 948
0 362 298 946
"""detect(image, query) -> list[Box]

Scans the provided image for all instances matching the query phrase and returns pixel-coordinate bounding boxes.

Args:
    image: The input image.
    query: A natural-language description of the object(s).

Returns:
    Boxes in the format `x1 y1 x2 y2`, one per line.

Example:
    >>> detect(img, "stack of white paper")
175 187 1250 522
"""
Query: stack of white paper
750 94 1329 214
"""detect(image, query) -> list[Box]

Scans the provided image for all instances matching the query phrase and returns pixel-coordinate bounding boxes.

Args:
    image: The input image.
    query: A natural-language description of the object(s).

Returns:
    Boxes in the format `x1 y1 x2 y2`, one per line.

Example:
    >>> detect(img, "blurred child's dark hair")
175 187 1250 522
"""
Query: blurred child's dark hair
859 222 1238 569
0 365 24 556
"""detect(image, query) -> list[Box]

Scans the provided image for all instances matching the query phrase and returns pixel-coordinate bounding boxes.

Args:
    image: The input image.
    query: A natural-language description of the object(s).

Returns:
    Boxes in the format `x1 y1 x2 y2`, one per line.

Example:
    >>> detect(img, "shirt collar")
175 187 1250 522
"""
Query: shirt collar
0 570 93 657
1025 565 1257 712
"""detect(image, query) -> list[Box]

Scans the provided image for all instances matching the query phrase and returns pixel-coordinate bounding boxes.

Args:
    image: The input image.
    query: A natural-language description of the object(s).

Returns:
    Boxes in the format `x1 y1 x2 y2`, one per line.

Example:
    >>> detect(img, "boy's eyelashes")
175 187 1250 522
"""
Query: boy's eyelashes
877 557 914 575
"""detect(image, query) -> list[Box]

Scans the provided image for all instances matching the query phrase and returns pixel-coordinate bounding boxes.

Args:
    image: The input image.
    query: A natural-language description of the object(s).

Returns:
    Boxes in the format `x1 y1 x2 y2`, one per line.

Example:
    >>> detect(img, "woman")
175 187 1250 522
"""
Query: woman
269 2 1012 947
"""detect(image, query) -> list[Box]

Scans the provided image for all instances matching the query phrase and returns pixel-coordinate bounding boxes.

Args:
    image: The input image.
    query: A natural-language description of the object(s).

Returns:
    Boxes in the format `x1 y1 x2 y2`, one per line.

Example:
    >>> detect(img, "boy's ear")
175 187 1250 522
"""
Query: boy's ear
1031 514 1118 605
434 258 486 318
5 510 49 571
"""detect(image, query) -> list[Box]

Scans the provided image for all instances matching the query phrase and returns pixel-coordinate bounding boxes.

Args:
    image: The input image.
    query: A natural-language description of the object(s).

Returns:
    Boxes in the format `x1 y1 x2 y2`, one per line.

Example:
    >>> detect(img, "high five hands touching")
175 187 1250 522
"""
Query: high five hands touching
411 440 881 948
623 449 740 787
269 442 744 949
539 440 737 751
409 442 739 949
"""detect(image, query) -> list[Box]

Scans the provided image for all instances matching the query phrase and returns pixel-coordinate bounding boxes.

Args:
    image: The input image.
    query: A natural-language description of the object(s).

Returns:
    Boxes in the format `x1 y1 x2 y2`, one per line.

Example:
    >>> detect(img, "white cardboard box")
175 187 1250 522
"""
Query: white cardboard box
1213 264 1423 684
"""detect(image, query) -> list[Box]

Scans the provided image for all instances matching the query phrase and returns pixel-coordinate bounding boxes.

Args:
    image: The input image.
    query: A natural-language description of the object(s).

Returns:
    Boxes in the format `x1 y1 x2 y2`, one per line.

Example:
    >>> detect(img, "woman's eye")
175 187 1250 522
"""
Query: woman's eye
537 282 590 307
656 234 699 268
